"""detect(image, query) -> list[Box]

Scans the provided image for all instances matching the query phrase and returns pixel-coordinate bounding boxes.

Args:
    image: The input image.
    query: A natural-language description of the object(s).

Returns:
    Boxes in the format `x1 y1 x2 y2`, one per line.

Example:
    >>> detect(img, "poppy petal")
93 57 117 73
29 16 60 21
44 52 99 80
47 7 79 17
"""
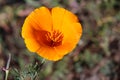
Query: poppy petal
57 23 82 55
37 47 63 61
27 6 52 31
24 38 40 52
52 7 78 30
21 18 34 39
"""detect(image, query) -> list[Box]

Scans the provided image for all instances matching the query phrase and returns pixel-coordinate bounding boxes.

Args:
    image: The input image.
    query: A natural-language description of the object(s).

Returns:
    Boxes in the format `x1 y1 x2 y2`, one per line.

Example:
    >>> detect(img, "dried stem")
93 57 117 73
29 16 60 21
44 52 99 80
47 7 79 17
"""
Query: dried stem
3 53 11 80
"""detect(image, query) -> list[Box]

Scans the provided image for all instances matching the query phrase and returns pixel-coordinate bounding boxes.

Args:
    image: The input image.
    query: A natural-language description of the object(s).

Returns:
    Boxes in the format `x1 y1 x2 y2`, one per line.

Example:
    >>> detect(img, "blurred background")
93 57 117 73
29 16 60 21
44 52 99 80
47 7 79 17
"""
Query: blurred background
0 0 120 80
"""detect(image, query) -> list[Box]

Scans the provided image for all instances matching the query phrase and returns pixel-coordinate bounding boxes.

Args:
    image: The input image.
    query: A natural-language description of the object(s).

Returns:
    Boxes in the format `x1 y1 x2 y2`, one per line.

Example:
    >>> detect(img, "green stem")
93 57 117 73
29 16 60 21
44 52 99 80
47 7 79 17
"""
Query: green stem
41 58 46 64
33 58 46 80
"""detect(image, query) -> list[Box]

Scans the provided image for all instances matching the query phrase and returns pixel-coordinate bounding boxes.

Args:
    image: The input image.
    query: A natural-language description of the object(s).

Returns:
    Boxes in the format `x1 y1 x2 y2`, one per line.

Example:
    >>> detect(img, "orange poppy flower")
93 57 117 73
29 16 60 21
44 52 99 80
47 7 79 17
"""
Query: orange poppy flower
21 6 82 61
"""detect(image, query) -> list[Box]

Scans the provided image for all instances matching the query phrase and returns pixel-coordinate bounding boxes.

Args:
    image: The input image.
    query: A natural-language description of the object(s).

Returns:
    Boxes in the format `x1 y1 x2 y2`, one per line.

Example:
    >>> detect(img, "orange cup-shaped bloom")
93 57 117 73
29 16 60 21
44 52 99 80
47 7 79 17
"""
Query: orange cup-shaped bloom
21 6 82 61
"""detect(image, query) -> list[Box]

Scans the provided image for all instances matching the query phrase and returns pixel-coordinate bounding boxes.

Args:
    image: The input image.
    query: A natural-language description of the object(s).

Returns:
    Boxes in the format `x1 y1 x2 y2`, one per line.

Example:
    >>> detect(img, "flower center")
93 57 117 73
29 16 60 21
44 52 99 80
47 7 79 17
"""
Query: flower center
45 30 63 47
